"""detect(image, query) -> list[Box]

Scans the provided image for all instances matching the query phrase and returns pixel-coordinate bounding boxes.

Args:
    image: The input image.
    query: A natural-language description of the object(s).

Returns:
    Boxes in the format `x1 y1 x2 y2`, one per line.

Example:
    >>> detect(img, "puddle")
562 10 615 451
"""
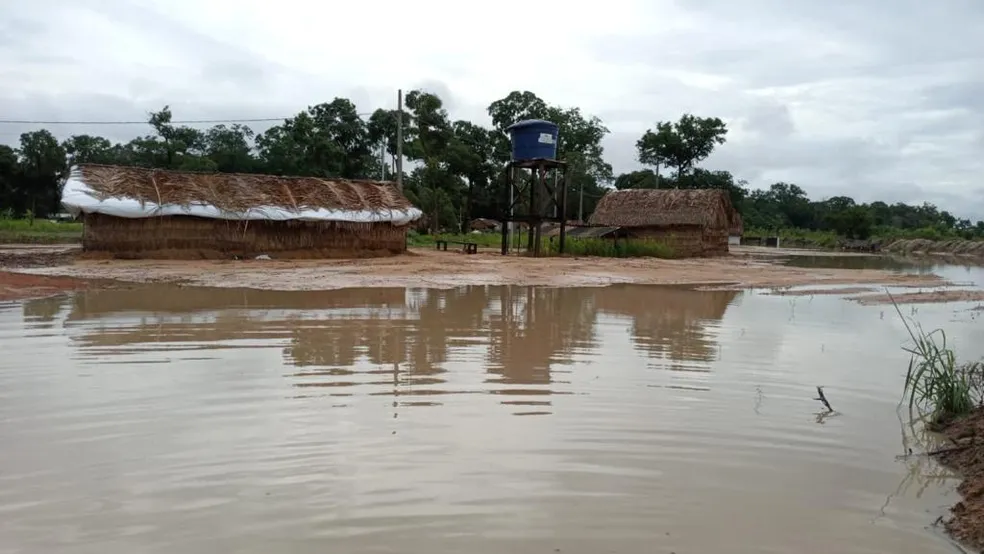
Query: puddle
2 282 982 552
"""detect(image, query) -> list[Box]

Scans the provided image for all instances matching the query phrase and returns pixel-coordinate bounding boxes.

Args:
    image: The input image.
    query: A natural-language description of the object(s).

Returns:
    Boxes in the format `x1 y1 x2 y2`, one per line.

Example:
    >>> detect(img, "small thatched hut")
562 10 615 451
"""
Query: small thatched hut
588 188 741 257
61 164 423 259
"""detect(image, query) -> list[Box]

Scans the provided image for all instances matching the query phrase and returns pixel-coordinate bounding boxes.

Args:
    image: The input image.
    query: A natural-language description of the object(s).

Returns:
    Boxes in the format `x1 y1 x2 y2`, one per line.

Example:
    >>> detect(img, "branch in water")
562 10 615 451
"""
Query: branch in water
814 386 833 412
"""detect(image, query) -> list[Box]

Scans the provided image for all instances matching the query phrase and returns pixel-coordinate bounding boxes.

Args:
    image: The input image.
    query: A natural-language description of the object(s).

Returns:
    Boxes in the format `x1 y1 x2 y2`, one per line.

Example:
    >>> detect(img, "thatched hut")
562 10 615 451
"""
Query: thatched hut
588 188 740 257
61 164 423 259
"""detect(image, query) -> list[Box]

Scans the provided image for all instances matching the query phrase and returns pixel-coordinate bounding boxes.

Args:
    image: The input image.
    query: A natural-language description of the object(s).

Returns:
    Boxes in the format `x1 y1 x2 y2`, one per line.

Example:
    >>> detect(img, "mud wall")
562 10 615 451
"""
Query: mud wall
82 213 408 259
627 224 728 257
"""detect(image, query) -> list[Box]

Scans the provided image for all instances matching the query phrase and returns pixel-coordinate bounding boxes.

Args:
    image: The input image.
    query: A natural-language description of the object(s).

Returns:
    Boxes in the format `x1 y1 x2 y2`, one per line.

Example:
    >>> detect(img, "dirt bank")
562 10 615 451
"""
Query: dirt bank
10 247 947 291
932 408 984 551
0 244 80 268
764 286 878 297
851 289 984 306
0 271 94 302
886 239 984 259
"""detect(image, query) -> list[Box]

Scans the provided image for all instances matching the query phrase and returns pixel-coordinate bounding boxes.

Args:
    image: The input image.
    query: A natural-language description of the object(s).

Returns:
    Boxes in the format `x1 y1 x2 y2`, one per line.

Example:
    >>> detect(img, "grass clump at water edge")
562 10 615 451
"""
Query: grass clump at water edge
892 293 984 425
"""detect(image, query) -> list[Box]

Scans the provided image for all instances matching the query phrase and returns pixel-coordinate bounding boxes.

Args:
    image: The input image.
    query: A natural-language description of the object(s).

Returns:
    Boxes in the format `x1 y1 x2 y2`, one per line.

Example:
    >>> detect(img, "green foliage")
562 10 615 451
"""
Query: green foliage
2 91 983 246
408 231 672 259
893 295 984 424
636 114 728 178
544 238 674 258
0 218 83 244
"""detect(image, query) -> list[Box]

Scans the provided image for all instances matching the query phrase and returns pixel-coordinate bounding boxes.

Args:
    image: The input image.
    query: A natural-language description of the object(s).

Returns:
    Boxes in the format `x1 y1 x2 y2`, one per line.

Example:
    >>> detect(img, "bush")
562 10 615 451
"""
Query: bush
893 295 984 424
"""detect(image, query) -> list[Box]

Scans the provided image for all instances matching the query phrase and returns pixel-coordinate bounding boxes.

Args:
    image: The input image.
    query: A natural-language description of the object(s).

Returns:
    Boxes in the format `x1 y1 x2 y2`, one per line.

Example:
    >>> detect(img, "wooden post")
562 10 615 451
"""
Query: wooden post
396 89 403 191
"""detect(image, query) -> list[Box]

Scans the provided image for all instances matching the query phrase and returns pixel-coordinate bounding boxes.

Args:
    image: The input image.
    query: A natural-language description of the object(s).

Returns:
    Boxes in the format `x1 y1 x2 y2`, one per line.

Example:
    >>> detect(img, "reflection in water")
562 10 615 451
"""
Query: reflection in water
6 280 982 553
51 285 741 415
779 254 933 271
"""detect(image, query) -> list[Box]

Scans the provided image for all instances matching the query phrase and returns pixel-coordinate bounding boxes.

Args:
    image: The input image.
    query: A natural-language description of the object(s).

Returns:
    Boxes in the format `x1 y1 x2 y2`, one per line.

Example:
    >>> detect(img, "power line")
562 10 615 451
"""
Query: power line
0 112 377 126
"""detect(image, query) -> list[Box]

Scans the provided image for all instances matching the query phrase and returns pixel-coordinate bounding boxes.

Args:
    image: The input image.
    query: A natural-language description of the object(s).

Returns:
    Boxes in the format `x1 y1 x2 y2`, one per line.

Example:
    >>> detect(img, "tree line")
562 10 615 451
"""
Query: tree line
1 89 980 241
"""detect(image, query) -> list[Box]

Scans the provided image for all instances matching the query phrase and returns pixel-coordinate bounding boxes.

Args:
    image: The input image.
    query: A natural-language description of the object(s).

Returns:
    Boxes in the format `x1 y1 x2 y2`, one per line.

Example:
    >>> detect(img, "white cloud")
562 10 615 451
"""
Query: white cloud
1 0 982 218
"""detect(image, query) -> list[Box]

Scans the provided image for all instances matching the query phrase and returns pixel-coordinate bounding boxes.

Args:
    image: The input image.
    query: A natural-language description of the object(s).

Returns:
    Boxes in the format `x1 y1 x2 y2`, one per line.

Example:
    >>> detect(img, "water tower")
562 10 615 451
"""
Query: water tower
499 119 570 257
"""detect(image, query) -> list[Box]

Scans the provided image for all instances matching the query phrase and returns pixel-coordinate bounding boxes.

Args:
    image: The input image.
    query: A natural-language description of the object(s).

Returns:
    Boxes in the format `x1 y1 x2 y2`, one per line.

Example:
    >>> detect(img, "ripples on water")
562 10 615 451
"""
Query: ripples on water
2 280 983 553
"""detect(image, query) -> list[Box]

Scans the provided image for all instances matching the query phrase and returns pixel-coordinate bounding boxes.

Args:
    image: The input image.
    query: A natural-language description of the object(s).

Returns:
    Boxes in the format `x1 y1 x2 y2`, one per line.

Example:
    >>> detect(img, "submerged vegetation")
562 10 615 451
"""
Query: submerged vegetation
893 294 984 424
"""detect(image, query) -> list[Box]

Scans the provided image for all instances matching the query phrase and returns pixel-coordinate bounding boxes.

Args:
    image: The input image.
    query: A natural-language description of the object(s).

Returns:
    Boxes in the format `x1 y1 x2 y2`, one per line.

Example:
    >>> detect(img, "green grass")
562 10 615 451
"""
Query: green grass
892 293 984 424
744 227 841 248
542 237 674 258
408 231 508 248
0 218 83 244
408 231 674 259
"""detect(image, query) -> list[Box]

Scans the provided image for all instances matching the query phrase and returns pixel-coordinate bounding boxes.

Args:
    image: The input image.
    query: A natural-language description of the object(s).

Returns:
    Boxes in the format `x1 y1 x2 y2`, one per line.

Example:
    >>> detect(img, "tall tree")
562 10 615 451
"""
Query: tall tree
203 124 256 173
63 135 117 166
17 130 67 218
257 98 374 179
636 114 727 178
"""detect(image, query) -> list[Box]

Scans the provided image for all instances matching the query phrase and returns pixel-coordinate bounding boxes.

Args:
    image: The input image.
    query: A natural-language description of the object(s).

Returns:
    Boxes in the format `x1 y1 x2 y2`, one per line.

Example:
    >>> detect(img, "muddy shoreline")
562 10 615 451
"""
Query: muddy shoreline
933 408 984 551
0 245 952 298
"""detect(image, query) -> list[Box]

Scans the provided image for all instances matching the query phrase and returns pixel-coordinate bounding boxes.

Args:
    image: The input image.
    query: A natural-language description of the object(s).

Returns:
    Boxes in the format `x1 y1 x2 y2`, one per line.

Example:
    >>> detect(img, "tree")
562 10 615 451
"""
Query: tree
63 135 117 165
17 130 67 218
613 169 661 190
403 90 460 231
204 124 256 173
3 96 984 243
257 98 375 179
0 145 22 215
636 114 727 178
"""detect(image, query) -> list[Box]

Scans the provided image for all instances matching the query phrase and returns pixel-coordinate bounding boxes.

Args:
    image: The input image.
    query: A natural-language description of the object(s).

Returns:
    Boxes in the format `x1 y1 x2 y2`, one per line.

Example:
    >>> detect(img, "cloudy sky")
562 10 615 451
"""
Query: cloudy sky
2 0 983 219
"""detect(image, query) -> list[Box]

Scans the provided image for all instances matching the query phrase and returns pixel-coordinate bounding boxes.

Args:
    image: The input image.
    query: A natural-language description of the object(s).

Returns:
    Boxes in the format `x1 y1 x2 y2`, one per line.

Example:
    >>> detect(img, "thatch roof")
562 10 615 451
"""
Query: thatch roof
62 164 422 224
588 188 739 231
730 210 744 235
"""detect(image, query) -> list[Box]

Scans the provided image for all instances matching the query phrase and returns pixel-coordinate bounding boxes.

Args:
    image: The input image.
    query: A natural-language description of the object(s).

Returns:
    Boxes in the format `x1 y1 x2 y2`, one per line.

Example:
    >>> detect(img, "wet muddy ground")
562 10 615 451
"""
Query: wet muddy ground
0 245 958 302
933 408 984 550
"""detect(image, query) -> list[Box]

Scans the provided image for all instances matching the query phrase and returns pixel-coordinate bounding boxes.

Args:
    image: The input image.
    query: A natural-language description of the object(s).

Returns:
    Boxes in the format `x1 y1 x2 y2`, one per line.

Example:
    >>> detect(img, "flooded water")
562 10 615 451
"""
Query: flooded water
2 279 983 553
779 253 984 287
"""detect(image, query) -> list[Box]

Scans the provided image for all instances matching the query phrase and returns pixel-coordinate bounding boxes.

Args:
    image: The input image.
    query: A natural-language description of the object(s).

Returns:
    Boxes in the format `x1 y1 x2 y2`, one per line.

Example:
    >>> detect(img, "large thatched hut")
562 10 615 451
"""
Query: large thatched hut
61 164 423 259
588 188 741 257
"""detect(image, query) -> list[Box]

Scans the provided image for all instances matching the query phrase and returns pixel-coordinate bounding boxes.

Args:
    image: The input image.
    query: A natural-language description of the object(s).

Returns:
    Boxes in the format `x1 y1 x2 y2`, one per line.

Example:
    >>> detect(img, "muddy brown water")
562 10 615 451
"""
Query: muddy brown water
2 280 984 553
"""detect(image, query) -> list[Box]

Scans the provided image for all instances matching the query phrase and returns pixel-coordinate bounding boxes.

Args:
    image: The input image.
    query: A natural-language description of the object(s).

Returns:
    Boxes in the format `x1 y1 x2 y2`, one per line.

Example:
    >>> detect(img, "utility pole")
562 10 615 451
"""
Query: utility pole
379 141 385 180
578 180 584 223
396 89 403 191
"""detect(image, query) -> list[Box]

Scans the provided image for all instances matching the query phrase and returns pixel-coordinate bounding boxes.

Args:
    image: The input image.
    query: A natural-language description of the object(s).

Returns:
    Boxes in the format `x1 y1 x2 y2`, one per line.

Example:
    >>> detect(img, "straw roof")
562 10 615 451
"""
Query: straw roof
73 164 416 217
730 210 744 235
589 188 740 230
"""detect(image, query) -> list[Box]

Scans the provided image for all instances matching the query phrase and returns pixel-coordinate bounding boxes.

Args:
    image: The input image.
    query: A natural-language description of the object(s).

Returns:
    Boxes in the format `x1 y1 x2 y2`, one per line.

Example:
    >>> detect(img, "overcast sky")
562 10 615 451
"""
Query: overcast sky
2 0 983 219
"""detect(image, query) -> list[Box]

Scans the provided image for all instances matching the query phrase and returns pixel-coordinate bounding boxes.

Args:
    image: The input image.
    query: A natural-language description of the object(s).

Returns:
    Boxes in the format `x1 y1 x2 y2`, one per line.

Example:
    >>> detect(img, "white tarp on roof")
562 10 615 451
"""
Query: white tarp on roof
60 166 423 225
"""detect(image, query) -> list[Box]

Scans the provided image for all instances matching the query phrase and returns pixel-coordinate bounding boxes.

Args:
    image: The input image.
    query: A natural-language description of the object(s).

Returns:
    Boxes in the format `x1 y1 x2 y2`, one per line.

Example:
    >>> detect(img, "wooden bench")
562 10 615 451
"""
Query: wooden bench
435 239 478 254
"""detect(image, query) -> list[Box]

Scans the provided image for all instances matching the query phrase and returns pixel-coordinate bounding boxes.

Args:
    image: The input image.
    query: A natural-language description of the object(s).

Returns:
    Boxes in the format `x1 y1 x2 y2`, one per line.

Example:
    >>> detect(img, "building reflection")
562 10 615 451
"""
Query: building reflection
593 285 739 369
44 283 741 415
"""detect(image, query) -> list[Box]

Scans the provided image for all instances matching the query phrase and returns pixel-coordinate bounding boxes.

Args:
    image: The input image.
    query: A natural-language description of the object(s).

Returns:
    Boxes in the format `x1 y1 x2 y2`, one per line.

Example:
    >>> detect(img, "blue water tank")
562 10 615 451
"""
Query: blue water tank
506 119 559 161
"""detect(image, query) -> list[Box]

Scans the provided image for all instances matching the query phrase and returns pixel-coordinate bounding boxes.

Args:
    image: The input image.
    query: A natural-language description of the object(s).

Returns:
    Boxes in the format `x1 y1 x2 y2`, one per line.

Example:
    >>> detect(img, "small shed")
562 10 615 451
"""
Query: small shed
61 164 423 259
588 188 740 257
469 218 500 232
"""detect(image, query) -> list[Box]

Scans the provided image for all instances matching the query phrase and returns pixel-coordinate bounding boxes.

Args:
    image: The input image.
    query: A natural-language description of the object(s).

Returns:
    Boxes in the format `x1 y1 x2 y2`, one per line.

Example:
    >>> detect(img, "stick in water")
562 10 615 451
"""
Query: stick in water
814 386 833 412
